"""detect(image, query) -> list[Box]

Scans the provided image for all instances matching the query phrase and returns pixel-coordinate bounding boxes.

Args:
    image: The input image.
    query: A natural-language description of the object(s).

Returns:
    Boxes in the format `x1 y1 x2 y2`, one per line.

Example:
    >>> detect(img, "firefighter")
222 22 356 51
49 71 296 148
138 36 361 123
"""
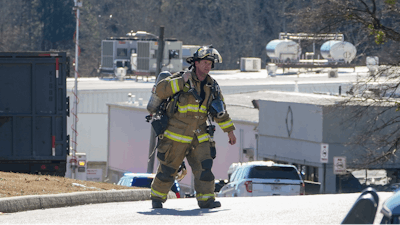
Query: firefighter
150 45 237 209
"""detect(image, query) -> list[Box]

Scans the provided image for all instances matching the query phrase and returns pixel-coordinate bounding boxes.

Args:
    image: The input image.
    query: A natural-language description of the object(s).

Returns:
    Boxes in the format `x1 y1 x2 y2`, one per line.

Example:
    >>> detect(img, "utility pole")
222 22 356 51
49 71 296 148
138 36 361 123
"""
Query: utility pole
147 26 165 173
72 0 82 179
155 26 165 81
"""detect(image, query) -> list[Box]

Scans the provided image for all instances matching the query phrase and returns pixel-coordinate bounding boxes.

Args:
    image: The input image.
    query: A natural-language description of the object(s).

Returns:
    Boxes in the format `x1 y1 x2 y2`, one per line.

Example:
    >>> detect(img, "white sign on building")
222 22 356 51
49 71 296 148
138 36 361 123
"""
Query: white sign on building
86 169 103 182
320 143 329 163
333 156 347 174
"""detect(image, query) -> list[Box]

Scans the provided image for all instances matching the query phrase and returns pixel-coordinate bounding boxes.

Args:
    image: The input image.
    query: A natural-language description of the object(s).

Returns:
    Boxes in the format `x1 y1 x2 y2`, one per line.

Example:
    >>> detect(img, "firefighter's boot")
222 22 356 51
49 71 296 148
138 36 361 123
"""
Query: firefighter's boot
152 200 163 209
198 198 221 209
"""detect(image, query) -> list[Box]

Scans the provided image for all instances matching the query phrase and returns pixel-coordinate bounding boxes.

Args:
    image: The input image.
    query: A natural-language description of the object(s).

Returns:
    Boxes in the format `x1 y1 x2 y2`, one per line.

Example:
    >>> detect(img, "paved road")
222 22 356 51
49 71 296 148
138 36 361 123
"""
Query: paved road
0 192 393 224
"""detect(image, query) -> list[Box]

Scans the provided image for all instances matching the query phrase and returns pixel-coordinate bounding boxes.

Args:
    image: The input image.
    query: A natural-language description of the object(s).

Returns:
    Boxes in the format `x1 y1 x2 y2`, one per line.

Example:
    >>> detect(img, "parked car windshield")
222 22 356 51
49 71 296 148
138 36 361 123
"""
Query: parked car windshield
230 167 241 182
247 166 301 180
132 177 153 188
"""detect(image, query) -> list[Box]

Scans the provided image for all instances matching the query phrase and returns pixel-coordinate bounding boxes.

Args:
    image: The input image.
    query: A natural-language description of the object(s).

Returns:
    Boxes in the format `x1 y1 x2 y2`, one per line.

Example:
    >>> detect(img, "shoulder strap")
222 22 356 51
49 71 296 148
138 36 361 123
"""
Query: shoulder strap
169 71 184 79
211 79 221 97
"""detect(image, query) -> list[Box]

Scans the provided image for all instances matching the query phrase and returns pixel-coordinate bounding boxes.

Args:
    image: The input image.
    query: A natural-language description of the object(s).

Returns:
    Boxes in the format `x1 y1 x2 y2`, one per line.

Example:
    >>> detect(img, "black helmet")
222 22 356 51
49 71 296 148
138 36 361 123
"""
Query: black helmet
186 45 222 68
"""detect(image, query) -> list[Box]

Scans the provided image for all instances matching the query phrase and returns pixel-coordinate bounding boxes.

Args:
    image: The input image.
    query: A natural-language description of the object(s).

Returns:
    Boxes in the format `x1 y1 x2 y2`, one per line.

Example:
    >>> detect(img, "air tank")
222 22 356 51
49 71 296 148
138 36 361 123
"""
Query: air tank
320 40 357 63
266 39 301 62
146 71 172 114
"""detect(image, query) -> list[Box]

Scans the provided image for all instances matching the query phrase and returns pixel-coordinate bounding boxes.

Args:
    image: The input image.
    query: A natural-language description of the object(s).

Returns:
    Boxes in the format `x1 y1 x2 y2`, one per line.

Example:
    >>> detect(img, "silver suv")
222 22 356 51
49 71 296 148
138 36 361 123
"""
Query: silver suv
217 161 305 197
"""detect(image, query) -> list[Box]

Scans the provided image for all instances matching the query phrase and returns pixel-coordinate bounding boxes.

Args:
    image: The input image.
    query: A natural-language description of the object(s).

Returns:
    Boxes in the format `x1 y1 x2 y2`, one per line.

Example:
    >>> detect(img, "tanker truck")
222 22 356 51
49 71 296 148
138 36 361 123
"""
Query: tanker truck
320 40 357 63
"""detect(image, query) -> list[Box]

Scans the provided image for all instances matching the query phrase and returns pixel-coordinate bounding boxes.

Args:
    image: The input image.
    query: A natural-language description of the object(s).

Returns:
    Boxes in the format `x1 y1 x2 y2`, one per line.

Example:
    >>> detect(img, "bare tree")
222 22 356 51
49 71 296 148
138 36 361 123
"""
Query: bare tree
290 0 400 63
292 0 400 166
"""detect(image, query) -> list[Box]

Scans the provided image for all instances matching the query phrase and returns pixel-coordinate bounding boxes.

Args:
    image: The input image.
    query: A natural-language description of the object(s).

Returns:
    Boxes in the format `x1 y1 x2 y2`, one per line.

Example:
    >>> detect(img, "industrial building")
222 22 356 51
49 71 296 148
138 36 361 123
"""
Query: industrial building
66 68 357 182
67 67 400 194
105 87 400 194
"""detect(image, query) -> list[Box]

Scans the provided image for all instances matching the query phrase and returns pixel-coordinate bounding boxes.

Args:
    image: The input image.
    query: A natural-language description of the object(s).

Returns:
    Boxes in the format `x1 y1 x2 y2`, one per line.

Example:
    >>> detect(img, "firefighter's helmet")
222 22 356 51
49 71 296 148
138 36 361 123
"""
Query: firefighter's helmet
186 45 222 68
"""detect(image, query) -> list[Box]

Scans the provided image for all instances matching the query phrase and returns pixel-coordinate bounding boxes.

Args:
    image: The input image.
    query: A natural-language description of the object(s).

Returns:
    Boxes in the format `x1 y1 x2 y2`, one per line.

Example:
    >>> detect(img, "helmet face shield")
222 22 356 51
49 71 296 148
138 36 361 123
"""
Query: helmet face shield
196 47 222 64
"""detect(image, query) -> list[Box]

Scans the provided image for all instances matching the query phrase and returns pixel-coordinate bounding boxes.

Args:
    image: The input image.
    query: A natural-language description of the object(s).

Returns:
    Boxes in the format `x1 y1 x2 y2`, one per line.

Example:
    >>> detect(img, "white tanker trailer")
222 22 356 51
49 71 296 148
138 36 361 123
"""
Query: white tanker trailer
320 40 357 63
266 39 301 63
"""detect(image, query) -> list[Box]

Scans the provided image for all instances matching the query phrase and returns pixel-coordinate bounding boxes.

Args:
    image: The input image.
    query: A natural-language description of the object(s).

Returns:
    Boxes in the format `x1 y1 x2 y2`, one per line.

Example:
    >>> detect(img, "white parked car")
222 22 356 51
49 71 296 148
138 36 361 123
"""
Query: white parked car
217 161 305 197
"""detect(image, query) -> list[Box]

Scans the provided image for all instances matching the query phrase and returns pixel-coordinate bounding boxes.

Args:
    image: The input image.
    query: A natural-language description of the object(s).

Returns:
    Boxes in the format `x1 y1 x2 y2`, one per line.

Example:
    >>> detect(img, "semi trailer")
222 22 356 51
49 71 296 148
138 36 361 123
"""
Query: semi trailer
0 52 70 176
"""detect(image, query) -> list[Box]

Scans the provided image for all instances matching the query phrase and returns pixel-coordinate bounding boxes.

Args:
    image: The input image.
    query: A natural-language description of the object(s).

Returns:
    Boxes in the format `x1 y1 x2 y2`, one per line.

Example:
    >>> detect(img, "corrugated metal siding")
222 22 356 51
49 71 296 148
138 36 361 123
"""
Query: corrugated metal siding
137 42 150 71
102 56 114 68
103 41 114 55
67 83 351 114
102 41 114 69
67 89 151 113
137 58 150 71
138 42 150 57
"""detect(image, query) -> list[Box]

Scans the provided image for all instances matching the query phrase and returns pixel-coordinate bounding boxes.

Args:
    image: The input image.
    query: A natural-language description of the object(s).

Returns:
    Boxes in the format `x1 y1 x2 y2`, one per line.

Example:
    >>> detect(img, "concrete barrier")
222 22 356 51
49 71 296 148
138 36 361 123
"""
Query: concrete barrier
0 189 176 213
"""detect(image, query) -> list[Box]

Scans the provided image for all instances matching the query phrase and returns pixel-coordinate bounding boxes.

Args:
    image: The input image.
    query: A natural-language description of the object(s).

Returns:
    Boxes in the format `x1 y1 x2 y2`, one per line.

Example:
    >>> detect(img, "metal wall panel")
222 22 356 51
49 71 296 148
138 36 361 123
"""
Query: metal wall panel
35 63 57 114
102 56 114 68
138 42 150 57
0 64 32 113
34 116 52 156
137 58 150 71
0 52 68 165
0 117 12 157
101 41 115 69
103 41 114 55
15 116 32 157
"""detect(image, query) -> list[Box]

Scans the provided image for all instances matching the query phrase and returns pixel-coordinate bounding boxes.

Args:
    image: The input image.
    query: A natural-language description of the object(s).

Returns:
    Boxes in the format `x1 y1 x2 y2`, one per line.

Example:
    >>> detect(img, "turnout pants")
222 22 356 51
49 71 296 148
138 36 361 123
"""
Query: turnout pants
150 134 215 205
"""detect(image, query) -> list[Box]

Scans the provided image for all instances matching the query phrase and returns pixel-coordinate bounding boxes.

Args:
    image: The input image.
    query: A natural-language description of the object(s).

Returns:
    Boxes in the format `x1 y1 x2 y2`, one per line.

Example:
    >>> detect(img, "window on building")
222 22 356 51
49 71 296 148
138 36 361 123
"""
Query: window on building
117 48 128 57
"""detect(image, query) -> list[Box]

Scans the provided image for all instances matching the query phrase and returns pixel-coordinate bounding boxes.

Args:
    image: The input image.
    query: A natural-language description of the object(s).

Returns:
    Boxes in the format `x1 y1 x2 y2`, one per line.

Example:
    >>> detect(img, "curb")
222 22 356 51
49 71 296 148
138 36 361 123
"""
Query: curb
0 189 176 213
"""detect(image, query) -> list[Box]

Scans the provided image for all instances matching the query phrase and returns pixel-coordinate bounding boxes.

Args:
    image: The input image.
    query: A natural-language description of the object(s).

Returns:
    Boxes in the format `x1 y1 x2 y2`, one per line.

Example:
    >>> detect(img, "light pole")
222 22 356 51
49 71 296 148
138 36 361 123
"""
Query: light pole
147 26 164 173
72 0 82 179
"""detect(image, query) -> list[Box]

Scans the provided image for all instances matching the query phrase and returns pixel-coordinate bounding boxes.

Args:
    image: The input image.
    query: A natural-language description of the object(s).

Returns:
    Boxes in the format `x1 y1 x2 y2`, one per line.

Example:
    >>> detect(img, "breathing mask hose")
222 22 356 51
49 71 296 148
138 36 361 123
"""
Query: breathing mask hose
207 116 217 159
207 116 215 142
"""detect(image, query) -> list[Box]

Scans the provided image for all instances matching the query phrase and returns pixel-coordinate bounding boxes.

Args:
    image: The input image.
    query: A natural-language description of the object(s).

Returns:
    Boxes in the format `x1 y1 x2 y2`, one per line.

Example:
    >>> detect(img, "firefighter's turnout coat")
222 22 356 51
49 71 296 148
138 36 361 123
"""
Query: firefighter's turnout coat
150 70 235 205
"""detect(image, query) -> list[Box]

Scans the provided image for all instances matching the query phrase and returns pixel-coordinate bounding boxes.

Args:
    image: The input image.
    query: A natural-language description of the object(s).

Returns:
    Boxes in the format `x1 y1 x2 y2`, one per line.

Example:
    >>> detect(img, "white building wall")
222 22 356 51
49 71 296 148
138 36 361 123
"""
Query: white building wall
257 100 335 192
67 89 149 163
258 101 323 142
67 113 108 162
107 105 151 174
258 136 322 165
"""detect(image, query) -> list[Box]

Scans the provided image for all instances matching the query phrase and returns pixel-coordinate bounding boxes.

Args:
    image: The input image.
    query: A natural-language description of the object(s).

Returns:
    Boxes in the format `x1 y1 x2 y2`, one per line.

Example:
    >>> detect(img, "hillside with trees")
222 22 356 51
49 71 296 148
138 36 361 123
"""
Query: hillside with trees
0 0 396 77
